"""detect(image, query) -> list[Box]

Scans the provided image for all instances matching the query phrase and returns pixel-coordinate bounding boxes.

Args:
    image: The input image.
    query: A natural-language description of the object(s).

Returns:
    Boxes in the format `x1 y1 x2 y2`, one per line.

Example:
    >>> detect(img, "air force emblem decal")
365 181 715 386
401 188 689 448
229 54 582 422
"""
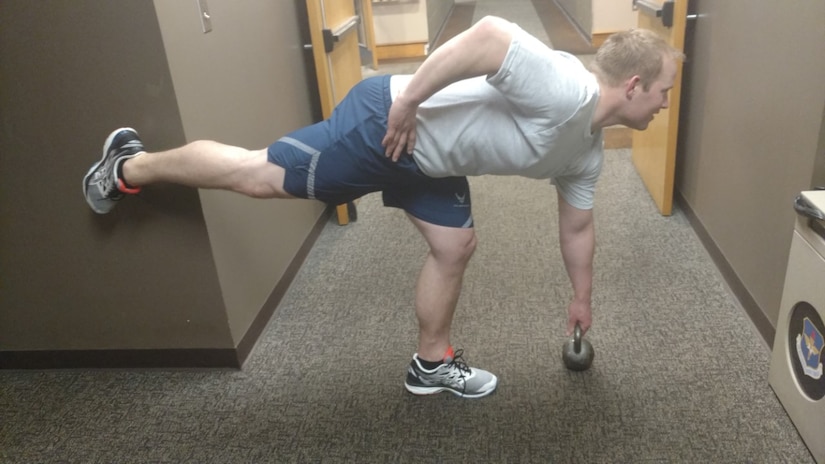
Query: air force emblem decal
796 317 824 380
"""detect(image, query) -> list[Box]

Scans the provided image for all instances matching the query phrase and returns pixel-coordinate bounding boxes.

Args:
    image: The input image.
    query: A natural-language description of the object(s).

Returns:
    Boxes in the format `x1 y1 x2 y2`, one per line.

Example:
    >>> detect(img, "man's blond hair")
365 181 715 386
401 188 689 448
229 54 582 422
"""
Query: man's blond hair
592 29 684 91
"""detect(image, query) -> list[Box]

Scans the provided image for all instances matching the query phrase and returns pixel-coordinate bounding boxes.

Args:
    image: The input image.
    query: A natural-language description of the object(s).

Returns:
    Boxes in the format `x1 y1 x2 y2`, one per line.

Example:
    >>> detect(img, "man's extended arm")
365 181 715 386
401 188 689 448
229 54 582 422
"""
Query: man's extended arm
557 192 595 335
382 15 514 161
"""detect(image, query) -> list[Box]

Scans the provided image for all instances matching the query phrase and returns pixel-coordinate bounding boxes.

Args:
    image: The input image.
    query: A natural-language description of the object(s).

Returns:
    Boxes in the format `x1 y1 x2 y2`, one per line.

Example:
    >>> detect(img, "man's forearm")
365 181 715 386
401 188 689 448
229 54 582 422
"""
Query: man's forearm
559 223 594 303
557 196 595 303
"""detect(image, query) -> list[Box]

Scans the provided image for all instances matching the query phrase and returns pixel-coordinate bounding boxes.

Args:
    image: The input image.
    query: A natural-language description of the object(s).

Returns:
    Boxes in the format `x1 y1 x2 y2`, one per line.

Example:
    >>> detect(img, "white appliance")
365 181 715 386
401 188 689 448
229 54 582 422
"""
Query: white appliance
769 189 825 464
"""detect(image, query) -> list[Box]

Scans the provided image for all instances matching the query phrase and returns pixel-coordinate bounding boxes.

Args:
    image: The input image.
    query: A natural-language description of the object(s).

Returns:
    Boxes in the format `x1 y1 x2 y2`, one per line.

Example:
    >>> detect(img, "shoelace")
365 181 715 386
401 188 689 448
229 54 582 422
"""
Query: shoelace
445 349 471 376
93 166 120 198
445 349 472 396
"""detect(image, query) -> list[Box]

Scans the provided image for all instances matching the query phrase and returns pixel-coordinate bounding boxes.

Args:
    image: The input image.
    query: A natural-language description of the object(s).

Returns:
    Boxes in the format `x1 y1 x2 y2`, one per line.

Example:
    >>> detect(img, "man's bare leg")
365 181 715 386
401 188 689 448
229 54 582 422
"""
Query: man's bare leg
406 214 477 361
403 214 498 398
83 128 293 214
123 140 293 199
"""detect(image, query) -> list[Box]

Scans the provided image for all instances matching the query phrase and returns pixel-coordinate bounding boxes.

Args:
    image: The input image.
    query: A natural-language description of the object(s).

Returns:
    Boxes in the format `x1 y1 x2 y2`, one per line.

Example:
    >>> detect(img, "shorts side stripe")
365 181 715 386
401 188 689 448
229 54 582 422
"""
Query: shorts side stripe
278 136 320 156
307 152 320 199
278 136 321 200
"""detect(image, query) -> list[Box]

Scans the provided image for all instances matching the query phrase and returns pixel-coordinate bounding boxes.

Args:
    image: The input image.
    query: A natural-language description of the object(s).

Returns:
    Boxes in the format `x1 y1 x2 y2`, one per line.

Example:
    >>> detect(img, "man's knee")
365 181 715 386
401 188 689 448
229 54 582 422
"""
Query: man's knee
431 230 477 267
236 149 293 199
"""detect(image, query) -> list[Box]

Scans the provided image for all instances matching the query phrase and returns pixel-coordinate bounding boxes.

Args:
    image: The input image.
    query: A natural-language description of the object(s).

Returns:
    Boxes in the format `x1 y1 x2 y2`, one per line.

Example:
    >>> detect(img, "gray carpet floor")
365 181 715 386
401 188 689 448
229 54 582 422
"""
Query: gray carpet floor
0 1 815 463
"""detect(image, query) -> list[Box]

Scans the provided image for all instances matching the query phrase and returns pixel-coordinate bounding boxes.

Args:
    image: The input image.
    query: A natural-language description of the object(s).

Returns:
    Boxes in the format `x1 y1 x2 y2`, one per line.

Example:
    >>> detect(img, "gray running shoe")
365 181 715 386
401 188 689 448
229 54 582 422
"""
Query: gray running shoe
82 128 144 214
404 348 498 398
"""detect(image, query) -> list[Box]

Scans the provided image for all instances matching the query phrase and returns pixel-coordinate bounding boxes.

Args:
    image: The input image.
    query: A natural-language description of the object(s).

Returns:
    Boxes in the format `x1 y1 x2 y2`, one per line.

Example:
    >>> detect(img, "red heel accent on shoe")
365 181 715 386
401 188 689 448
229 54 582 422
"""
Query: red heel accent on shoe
117 179 141 194
443 346 455 362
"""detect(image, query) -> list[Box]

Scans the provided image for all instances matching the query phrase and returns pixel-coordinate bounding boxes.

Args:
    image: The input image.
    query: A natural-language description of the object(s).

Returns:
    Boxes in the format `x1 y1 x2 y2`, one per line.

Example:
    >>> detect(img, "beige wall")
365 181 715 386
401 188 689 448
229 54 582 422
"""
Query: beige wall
592 0 635 34
152 0 326 345
677 0 825 329
372 0 455 50
557 0 634 37
0 1 325 356
373 0 429 45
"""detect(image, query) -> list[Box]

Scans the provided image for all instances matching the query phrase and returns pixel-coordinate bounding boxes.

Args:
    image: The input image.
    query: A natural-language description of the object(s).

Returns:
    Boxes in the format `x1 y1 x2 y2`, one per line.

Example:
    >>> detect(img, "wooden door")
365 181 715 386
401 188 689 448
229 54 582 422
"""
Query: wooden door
631 0 688 215
306 0 375 225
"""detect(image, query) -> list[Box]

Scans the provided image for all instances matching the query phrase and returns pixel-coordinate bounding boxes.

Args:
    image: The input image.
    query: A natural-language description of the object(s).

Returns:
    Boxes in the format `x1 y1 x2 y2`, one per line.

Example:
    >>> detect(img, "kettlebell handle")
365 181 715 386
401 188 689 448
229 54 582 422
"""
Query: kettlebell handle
573 323 582 353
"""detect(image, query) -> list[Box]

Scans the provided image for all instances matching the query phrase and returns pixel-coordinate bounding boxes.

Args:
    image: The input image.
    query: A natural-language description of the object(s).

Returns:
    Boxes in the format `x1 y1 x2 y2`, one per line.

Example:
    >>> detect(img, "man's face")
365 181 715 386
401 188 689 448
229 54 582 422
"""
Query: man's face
623 57 678 130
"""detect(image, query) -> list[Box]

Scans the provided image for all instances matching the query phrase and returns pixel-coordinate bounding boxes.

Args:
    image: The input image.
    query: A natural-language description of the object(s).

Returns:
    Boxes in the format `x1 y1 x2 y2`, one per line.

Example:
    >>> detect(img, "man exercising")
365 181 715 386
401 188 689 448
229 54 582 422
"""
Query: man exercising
83 16 682 399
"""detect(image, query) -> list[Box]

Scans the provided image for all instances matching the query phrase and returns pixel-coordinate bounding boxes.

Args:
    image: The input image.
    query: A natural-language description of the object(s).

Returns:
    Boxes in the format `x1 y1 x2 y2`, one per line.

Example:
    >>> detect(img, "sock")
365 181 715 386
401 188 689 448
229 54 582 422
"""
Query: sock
418 346 454 370
418 358 442 370
116 161 139 190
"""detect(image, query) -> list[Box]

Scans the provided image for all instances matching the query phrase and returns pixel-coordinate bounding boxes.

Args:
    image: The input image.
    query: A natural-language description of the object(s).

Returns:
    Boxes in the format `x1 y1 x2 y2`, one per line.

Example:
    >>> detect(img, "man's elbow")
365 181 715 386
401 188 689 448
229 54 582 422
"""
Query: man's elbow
469 16 513 71
472 16 513 43
474 15 510 31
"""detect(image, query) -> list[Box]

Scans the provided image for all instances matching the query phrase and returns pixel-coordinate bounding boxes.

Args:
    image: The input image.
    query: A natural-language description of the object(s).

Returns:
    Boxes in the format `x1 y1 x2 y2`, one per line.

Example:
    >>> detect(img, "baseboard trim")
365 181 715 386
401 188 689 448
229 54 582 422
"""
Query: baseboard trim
675 192 775 345
591 32 612 48
376 42 427 61
0 206 334 370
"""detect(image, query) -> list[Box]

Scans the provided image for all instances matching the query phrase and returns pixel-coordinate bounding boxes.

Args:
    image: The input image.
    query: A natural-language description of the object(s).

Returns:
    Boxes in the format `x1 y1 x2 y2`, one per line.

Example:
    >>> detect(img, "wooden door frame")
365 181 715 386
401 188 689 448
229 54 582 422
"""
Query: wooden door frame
305 0 370 225
631 0 688 216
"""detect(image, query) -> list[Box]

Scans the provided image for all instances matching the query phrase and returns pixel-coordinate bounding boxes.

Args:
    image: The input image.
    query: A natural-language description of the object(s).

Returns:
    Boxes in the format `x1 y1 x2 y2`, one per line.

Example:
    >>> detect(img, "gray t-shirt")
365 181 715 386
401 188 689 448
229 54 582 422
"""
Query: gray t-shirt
390 24 603 210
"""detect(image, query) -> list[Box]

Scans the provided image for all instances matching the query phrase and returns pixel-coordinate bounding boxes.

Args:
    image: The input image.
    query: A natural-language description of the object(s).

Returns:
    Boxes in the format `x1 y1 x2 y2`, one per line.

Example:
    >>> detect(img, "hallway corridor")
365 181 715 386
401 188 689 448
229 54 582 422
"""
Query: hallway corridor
0 1 815 462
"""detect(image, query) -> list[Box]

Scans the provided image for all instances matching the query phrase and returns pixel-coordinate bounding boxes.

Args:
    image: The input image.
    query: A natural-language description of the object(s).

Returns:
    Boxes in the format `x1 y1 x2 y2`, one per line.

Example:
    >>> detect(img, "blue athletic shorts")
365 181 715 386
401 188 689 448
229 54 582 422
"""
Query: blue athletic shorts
267 75 473 228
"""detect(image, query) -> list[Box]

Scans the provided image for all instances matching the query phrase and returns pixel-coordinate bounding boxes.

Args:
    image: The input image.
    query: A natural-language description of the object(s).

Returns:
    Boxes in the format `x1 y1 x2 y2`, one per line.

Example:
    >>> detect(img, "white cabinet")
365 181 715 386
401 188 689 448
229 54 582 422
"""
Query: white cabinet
371 0 454 59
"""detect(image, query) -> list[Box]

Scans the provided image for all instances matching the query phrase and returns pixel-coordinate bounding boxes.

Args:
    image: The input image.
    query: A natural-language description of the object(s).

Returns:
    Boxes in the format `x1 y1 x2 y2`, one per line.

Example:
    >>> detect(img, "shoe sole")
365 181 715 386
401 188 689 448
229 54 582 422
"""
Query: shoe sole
404 377 498 399
82 127 135 214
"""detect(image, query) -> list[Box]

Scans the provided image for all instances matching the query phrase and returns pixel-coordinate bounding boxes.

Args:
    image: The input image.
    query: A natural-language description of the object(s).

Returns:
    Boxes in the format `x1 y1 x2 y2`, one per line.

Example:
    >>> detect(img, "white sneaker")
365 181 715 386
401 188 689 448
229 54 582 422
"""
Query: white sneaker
404 347 497 399
82 128 144 214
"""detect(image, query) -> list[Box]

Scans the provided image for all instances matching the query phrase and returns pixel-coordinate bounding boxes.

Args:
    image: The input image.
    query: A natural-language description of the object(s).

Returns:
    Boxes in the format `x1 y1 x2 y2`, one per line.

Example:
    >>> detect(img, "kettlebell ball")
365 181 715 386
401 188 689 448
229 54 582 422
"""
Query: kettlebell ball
562 323 595 371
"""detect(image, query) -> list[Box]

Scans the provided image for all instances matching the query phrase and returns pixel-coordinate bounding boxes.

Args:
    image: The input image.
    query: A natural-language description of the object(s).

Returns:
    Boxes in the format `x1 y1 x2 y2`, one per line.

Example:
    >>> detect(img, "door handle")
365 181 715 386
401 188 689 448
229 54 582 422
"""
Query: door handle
633 0 675 28
322 15 360 53
303 16 360 53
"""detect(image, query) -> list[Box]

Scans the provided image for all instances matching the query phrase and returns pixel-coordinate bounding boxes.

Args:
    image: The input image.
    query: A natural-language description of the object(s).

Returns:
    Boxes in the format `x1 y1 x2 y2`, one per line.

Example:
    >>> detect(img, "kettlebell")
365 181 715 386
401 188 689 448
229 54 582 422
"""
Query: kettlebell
562 323 594 371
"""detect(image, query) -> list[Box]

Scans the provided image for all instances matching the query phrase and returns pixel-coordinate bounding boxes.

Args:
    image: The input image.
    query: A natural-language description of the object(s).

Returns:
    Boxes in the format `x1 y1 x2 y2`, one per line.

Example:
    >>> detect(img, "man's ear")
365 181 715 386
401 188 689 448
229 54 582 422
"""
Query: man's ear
625 75 642 100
